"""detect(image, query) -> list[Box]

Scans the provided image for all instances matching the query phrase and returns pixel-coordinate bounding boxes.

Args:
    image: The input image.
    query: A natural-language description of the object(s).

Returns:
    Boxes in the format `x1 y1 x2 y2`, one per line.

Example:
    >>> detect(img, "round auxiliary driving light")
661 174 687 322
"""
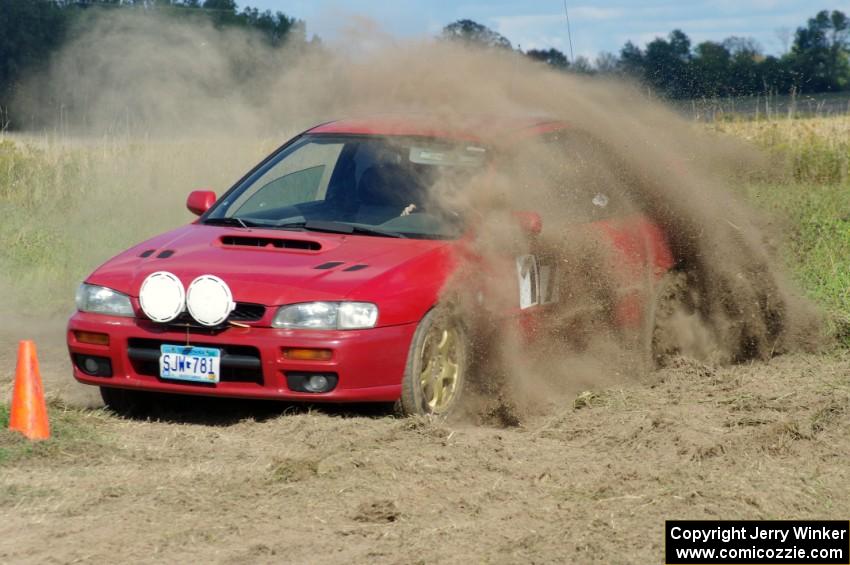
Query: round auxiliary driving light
186 275 235 327
139 271 185 323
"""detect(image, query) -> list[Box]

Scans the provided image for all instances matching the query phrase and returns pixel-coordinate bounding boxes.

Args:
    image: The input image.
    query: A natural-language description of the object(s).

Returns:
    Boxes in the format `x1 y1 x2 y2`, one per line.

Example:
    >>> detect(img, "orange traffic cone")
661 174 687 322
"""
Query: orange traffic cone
8 340 50 440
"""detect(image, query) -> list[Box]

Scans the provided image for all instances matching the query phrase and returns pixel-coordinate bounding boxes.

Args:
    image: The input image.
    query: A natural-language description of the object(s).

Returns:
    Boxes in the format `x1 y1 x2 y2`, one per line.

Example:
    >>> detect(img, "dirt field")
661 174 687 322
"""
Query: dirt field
1 320 847 564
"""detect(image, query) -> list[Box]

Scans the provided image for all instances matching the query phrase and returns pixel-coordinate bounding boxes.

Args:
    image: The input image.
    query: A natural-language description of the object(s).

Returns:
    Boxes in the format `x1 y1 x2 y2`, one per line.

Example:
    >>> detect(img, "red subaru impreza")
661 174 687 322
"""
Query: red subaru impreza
67 116 675 416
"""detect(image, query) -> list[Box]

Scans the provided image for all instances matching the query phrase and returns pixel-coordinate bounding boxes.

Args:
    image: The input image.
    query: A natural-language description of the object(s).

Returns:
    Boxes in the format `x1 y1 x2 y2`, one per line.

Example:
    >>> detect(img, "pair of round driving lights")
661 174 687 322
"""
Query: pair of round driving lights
139 271 235 327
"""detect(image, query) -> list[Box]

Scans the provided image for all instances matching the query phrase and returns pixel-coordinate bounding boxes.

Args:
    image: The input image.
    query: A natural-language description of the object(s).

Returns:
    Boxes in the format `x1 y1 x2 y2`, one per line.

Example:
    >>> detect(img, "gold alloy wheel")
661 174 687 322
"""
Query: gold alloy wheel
418 323 462 413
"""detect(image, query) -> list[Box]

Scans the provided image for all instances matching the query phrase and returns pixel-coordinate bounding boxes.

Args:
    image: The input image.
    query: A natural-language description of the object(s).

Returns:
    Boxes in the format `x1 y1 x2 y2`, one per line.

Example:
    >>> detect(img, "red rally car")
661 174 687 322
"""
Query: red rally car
67 116 675 416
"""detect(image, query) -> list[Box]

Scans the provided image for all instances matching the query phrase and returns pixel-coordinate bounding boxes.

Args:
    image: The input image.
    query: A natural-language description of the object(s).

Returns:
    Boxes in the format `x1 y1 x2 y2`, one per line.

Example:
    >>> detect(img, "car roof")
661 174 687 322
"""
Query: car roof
307 114 567 144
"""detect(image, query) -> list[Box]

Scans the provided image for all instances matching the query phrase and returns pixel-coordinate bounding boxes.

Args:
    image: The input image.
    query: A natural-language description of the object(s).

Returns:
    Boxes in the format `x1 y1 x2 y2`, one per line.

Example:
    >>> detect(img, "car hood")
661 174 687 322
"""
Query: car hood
87 224 455 308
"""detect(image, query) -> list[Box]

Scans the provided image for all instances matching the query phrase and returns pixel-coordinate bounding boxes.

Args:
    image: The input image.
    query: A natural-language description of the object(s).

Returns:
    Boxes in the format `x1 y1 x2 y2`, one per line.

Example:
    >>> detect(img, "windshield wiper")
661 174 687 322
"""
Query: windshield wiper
203 217 259 229
275 220 406 239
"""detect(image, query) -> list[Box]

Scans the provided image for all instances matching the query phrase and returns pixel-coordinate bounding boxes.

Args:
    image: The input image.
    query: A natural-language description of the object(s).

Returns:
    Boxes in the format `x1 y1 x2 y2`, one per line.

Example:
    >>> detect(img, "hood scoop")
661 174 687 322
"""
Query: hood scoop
220 235 321 251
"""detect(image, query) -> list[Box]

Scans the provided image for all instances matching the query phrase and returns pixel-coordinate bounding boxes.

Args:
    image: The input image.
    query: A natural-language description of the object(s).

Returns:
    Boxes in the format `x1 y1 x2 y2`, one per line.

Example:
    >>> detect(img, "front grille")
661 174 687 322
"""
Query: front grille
229 303 266 322
127 338 263 384
158 302 267 332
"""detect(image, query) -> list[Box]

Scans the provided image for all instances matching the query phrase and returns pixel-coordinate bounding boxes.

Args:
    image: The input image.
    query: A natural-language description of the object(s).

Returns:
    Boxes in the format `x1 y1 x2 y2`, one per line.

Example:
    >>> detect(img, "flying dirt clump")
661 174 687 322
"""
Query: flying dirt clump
14 12 822 415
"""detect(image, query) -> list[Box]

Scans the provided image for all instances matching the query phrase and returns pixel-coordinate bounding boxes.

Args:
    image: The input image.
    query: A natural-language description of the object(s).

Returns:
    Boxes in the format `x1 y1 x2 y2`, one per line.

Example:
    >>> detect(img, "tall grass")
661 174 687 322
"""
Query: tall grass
0 135 278 312
744 180 850 335
713 116 850 337
712 116 850 184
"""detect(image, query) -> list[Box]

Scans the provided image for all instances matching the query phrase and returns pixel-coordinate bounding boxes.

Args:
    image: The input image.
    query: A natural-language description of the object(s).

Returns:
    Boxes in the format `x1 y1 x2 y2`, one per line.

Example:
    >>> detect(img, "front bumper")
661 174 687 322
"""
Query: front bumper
67 312 415 402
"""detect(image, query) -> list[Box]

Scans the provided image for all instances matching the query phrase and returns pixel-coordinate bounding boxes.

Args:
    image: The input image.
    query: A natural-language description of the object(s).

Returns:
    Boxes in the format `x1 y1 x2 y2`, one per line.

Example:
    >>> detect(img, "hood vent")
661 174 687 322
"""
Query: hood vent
139 249 155 258
157 250 175 258
314 261 344 270
343 264 368 272
221 236 320 251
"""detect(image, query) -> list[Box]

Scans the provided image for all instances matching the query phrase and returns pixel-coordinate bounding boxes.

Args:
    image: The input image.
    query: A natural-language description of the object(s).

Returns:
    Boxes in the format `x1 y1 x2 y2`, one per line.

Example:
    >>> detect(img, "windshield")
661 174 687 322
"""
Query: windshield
205 134 488 239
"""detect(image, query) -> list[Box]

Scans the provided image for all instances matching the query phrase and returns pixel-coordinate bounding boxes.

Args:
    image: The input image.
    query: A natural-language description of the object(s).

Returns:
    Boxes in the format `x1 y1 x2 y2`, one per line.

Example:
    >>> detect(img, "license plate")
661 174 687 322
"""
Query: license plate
159 345 221 384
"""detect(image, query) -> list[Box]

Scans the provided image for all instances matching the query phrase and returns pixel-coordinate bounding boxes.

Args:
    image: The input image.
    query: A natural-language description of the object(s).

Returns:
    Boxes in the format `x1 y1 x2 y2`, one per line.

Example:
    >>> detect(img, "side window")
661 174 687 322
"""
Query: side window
228 140 344 216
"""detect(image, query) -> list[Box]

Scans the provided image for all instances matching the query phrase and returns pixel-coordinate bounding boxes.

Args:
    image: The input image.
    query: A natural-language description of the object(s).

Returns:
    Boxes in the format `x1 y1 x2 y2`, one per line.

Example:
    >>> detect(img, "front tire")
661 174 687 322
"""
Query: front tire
397 308 469 417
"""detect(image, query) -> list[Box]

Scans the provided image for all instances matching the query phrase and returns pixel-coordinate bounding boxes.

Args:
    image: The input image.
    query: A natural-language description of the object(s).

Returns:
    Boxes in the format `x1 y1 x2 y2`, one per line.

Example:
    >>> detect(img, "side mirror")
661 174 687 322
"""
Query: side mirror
186 190 216 216
513 211 542 236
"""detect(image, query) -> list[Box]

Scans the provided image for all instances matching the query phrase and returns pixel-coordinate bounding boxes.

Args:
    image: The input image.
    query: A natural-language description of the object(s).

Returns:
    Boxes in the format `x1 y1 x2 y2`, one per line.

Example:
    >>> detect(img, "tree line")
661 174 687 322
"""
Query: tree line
1 2 848 129
446 11 850 99
0 0 307 128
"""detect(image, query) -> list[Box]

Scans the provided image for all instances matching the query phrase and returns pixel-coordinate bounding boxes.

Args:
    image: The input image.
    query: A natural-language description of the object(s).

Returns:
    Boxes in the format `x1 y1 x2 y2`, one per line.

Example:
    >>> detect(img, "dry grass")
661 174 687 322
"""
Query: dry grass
0 399 113 466
711 115 850 184
1 352 848 563
0 134 281 311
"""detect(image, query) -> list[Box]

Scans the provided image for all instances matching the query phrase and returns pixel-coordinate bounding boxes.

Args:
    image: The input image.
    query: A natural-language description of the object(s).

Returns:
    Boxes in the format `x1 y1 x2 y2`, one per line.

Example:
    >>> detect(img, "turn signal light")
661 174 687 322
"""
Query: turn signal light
282 348 332 361
73 331 110 346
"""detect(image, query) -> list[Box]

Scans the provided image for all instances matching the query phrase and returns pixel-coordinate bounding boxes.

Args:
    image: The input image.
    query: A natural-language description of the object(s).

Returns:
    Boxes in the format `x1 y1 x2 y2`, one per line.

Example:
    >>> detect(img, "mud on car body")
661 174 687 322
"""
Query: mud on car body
67 115 675 416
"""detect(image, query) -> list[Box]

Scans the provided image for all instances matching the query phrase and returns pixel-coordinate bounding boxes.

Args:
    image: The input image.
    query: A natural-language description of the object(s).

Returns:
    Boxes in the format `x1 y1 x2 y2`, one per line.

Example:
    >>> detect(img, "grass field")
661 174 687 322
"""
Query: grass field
681 91 850 122
0 135 282 312
0 399 111 467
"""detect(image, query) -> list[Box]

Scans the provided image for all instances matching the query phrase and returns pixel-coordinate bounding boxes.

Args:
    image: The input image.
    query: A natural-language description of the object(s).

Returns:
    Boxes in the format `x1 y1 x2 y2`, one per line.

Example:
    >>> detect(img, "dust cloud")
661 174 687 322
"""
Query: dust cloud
12 11 821 418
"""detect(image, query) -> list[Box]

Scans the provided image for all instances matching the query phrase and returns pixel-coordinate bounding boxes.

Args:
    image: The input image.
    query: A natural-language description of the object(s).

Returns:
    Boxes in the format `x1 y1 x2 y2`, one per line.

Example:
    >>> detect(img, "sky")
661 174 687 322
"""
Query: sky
242 1 850 60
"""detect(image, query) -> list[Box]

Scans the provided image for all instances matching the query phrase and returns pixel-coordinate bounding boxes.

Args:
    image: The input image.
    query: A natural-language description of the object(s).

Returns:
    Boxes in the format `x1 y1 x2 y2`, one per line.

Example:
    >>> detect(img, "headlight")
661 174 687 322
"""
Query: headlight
272 302 378 330
75 283 134 317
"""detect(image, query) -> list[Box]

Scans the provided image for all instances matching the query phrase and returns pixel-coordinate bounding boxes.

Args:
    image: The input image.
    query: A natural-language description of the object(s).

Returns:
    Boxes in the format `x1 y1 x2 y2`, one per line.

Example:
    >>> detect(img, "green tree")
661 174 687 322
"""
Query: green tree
202 0 236 10
526 48 569 69
0 0 69 123
441 19 512 50
594 52 620 74
201 0 239 26
569 56 594 75
788 9 850 91
241 8 302 47
642 30 693 98
759 55 794 94
611 9 850 98
0 0 308 129
618 41 645 78
692 41 731 97
722 37 763 95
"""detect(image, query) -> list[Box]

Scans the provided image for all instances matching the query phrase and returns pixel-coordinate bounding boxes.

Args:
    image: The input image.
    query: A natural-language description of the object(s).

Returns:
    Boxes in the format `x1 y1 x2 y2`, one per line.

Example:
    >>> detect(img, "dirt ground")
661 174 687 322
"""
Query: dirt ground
1 320 848 564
